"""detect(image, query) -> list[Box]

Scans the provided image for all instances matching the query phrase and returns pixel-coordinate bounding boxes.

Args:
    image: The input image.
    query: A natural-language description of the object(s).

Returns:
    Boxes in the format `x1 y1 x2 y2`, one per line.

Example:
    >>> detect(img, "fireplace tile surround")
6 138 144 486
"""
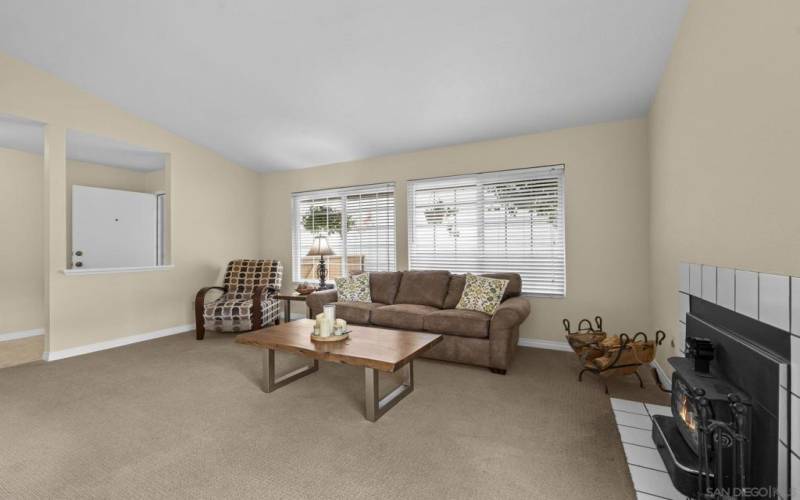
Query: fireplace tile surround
674 263 799 498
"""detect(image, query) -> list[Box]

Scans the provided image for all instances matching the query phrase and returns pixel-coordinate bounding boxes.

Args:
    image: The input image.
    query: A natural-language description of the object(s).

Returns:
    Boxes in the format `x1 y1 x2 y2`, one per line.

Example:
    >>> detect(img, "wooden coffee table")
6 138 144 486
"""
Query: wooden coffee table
235 319 442 421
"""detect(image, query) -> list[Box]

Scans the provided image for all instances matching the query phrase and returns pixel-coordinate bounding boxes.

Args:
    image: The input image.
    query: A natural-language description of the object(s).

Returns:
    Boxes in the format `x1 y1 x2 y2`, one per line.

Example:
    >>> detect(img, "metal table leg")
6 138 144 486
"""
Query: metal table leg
262 348 318 393
283 299 291 323
364 361 414 422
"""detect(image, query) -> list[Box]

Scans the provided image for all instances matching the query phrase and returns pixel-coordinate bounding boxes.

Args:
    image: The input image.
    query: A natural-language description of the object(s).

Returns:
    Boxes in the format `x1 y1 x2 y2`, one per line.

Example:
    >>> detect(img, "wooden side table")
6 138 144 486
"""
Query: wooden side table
275 293 312 323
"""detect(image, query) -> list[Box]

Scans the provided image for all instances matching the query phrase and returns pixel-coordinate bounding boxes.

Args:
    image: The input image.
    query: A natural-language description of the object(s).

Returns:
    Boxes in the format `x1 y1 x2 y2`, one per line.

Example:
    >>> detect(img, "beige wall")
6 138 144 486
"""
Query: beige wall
0 51 262 353
262 119 652 342
0 148 168 336
648 0 800 369
0 147 44 334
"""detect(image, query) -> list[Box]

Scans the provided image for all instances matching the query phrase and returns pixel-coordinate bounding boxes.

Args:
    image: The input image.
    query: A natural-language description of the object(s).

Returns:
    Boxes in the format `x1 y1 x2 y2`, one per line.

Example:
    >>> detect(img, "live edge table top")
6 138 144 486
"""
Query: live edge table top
235 319 442 373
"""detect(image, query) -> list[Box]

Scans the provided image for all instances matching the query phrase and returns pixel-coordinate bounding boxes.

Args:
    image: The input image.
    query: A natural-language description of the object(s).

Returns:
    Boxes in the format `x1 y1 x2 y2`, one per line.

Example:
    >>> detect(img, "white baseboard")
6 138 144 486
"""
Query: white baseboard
517 337 572 352
44 323 194 361
0 328 45 343
650 359 672 391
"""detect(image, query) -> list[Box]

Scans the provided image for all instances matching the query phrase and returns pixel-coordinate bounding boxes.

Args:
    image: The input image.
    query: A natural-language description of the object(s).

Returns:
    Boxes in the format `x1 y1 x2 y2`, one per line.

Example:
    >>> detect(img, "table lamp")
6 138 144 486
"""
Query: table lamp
306 235 334 289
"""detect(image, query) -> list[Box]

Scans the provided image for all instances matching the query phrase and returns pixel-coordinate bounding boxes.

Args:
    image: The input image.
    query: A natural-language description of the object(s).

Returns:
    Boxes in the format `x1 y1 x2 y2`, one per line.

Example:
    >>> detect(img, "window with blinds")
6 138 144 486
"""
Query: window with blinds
292 183 396 283
408 165 565 296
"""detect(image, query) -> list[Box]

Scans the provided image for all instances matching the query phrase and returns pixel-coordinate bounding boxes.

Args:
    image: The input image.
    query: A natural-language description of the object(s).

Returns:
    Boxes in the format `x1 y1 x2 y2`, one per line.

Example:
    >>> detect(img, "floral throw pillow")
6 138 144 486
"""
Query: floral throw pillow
335 273 371 303
456 274 509 315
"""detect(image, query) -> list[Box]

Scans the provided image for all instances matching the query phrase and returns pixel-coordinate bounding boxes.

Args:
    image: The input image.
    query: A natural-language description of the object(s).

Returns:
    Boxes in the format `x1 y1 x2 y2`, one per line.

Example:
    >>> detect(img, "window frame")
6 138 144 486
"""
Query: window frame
291 182 397 284
407 165 566 298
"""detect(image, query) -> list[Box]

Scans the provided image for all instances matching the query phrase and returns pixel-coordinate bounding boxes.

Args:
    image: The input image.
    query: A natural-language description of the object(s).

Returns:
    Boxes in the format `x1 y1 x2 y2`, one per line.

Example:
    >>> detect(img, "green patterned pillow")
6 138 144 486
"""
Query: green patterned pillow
456 274 509 315
335 273 371 303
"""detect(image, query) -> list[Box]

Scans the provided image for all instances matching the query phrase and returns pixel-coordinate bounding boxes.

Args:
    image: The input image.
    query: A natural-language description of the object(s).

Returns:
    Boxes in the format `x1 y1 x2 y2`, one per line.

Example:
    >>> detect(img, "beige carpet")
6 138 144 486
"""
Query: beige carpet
0 331 667 499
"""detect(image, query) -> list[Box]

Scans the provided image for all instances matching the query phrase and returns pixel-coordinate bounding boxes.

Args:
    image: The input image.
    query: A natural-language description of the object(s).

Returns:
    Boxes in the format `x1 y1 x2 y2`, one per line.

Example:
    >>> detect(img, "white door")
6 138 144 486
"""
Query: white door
72 185 157 269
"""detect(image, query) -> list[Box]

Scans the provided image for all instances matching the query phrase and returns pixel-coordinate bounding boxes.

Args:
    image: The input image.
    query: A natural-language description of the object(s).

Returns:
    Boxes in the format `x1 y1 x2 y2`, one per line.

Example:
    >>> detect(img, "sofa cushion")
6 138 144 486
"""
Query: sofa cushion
394 271 451 308
369 272 402 305
423 309 491 339
335 273 371 302
371 304 439 330
443 274 467 309
333 301 385 325
456 274 509 315
443 272 522 308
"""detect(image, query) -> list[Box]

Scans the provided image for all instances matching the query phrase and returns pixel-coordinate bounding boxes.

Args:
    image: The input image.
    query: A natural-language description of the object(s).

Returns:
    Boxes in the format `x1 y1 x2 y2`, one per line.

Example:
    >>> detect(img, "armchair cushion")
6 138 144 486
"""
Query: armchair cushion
203 295 281 332
223 259 282 299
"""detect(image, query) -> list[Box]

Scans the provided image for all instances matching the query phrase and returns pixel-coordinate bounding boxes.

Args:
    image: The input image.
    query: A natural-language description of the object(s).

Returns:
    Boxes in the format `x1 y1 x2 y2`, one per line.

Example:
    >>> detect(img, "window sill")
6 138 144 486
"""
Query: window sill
62 265 174 276
521 292 565 299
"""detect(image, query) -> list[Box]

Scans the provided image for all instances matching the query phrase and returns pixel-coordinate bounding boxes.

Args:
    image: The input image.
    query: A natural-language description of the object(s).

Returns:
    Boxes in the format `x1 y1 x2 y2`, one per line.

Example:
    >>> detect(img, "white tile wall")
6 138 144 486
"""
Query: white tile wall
792 394 799 453
792 335 799 395
690 263 702 296
792 277 800 336
679 263 690 293
679 292 690 324
779 387 788 444
717 267 735 310
735 270 759 320
759 273 791 331
702 265 717 302
778 444 789 499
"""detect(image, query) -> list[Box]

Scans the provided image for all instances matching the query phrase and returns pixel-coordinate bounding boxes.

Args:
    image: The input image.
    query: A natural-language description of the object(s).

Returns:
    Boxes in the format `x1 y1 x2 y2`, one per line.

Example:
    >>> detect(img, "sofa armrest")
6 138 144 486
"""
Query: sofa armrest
488 296 531 371
490 296 531 332
306 289 338 317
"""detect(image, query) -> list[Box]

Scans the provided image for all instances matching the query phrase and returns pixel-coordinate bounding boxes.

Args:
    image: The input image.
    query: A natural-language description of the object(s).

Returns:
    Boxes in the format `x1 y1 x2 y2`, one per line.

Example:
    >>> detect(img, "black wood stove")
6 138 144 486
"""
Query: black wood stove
652 297 790 499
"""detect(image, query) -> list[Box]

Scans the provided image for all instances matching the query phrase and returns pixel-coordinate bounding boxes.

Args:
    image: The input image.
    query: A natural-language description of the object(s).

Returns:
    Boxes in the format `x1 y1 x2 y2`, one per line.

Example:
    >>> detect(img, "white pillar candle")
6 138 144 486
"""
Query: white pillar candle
335 319 347 333
323 304 336 324
320 318 331 337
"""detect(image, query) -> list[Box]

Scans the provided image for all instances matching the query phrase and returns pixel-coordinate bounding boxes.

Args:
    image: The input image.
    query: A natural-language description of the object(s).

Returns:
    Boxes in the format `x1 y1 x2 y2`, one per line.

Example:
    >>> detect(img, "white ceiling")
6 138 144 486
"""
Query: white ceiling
0 0 687 172
0 114 166 170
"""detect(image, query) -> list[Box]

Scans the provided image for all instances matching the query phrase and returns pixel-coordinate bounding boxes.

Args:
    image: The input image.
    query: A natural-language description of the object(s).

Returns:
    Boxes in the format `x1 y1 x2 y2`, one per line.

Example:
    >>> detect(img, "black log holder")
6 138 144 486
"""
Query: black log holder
563 317 665 393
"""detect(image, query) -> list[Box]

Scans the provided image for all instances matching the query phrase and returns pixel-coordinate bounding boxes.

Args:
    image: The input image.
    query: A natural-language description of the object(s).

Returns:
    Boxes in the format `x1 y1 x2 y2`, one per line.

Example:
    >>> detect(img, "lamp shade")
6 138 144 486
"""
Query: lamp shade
306 235 334 256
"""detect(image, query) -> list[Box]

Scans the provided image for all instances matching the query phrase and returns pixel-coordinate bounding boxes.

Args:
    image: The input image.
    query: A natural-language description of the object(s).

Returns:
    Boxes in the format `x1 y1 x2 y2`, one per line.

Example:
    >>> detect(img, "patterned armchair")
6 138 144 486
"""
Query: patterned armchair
194 259 283 340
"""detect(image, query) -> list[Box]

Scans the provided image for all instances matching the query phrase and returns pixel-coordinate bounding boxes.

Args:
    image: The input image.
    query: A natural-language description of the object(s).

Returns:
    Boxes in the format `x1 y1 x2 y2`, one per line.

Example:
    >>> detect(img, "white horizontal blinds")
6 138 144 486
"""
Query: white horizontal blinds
345 190 395 274
292 183 395 282
408 166 565 296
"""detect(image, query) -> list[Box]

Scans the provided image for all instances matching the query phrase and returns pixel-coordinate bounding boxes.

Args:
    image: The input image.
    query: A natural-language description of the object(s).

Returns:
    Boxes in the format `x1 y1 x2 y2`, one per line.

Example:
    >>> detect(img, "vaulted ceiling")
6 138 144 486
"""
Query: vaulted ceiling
0 0 687 172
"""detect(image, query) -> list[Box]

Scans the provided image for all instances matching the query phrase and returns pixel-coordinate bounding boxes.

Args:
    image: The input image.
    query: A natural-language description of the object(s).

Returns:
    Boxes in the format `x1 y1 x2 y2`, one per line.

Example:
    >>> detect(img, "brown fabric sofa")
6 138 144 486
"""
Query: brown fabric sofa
306 271 531 374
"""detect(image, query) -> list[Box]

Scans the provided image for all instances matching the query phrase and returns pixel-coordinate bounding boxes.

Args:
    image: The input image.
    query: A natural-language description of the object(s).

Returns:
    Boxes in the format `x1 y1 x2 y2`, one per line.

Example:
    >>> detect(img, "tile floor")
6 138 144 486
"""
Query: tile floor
611 397 688 500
